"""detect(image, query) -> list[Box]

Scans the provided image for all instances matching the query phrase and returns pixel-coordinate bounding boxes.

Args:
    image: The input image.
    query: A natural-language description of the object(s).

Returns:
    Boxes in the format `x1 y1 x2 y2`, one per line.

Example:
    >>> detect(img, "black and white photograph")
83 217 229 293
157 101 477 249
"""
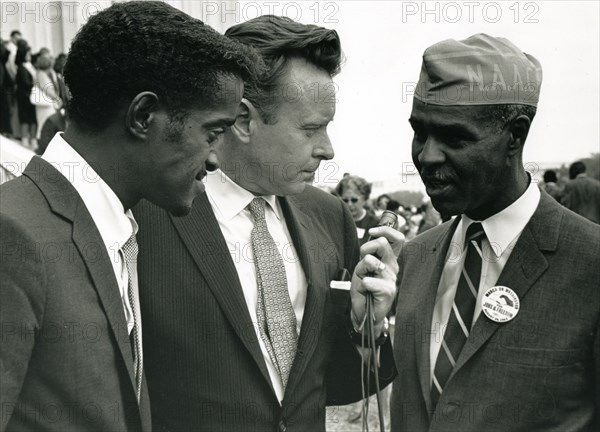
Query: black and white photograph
1 1 598 431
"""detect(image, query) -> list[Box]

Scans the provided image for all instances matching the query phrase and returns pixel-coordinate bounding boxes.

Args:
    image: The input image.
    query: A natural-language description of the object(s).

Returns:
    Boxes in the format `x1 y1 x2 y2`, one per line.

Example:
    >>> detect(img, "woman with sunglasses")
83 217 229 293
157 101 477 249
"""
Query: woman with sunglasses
335 175 379 245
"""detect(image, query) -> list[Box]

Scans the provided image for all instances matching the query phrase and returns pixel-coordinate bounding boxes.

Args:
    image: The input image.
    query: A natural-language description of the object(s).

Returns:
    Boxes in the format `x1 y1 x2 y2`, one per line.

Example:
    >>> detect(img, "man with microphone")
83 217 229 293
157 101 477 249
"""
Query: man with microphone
134 15 401 432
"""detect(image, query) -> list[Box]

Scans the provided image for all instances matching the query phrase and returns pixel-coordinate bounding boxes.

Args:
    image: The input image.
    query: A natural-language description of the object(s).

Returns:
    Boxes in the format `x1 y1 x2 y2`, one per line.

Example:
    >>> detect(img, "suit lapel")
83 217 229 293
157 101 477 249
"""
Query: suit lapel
71 204 138 383
413 218 460 414
277 195 325 399
23 157 138 397
450 194 559 379
169 193 273 391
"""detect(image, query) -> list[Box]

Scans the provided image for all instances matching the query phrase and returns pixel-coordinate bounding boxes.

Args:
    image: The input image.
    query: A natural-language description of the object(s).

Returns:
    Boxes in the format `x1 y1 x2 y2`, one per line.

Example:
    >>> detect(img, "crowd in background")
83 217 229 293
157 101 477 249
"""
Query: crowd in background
0 30 68 154
332 163 600 244
541 162 600 224
332 173 444 245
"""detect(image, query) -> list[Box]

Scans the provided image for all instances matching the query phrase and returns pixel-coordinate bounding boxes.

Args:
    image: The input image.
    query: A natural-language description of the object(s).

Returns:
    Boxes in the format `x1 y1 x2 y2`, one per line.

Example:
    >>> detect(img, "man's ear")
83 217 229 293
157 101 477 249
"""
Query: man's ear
126 92 160 139
230 98 259 143
507 114 531 157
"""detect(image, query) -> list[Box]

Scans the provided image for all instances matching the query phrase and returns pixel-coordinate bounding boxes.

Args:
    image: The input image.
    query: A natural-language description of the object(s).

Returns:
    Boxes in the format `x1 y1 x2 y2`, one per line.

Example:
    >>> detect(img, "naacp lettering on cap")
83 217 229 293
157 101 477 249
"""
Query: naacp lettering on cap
414 33 542 107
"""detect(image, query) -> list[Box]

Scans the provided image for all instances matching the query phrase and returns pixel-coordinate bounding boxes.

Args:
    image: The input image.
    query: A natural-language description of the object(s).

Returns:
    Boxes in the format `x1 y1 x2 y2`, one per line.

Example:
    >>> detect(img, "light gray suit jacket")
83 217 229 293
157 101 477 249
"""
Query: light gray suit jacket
391 192 600 432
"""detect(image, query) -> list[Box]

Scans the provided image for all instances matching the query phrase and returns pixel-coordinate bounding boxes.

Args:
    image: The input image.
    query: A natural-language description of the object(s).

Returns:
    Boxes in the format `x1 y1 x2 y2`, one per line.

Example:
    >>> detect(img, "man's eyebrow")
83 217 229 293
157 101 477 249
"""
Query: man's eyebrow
409 117 477 137
301 119 332 128
435 123 478 138
204 117 236 128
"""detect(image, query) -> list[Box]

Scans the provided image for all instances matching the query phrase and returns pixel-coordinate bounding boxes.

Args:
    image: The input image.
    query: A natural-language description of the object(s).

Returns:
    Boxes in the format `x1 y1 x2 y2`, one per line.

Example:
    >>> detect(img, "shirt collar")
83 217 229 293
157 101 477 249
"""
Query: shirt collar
459 179 540 257
42 133 137 250
205 169 281 220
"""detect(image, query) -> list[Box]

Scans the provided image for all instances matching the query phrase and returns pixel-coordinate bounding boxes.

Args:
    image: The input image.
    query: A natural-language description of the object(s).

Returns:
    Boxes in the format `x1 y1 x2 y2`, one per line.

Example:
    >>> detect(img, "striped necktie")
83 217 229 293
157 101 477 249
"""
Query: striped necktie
431 222 485 409
121 233 143 403
248 198 298 391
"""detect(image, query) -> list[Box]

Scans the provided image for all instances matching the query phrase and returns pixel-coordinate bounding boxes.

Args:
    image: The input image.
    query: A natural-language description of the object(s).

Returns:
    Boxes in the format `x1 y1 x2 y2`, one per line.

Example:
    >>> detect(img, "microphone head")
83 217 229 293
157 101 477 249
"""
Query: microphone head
377 210 399 230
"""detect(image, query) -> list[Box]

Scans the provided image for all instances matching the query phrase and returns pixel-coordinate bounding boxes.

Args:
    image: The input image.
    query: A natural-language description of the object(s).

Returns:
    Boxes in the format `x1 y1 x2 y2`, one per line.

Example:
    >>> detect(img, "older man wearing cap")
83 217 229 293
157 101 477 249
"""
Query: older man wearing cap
391 34 599 431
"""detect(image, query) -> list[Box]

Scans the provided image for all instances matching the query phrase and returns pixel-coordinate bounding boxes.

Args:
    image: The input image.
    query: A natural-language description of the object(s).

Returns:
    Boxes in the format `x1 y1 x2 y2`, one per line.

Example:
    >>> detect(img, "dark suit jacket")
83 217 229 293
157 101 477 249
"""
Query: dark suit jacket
0 157 151 432
133 186 395 432
391 192 600 432
562 175 600 224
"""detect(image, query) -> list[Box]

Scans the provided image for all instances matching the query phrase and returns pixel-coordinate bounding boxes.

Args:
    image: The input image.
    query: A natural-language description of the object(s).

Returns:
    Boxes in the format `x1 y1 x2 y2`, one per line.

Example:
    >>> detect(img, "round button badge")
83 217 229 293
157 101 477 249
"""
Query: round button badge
481 286 520 323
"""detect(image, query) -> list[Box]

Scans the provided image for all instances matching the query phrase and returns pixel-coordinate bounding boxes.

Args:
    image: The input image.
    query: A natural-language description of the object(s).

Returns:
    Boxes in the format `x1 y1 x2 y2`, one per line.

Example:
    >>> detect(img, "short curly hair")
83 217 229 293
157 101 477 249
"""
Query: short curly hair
483 104 537 133
64 1 263 130
335 175 372 200
225 15 342 124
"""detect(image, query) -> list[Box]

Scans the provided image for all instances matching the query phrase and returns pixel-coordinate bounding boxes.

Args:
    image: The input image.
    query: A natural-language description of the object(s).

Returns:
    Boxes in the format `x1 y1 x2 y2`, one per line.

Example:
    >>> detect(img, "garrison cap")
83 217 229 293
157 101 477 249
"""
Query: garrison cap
415 33 542 107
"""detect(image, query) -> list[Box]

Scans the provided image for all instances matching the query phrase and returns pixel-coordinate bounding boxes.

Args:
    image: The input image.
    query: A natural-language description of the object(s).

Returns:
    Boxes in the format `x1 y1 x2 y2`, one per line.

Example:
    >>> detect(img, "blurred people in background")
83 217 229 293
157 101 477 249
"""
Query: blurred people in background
0 40 12 135
53 53 69 106
4 31 21 79
417 200 442 235
541 169 562 201
375 193 391 217
386 199 400 213
33 50 62 142
4 31 21 138
336 174 379 244
15 40 37 150
562 161 600 224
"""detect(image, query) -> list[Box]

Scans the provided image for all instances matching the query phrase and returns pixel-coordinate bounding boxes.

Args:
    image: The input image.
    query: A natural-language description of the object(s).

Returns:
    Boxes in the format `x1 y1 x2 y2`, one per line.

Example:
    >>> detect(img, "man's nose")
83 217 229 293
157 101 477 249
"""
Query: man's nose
418 136 445 166
314 134 334 160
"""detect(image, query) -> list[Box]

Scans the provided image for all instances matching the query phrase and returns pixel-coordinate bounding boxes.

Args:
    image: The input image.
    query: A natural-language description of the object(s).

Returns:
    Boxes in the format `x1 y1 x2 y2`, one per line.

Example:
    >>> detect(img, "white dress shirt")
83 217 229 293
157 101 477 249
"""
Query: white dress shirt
42 133 140 337
430 180 541 382
205 169 308 403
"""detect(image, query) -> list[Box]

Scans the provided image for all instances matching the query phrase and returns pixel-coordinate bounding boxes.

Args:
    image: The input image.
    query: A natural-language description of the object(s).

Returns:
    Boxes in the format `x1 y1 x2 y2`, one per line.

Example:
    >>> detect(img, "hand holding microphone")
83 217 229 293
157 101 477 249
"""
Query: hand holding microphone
350 211 404 334
348 211 404 432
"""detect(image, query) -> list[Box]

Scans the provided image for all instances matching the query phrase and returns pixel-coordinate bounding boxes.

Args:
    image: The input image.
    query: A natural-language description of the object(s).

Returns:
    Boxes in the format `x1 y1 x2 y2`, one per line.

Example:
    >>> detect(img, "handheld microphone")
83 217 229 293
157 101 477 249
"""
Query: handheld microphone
360 210 398 432
366 210 398 271
377 210 399 229
367 210 399 242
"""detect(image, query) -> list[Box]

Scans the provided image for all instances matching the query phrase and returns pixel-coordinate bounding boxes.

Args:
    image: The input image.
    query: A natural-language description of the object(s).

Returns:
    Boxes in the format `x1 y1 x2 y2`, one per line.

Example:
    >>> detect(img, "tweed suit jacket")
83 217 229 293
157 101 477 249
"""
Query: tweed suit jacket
0 157 151 432
133 186 395 432
391 192 600 432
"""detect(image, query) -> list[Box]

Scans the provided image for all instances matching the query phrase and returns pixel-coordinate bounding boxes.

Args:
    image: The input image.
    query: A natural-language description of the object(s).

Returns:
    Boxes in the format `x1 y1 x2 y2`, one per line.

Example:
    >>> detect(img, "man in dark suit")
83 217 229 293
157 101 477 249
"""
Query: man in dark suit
562 161 600 224
391 34 599 431
0 3 259 431
134 16 400 432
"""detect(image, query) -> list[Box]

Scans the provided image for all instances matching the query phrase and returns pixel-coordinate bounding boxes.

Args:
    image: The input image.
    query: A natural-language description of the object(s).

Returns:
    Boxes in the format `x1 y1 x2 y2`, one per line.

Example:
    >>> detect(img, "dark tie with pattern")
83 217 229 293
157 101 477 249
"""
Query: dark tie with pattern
122 233 143 403
248 198 298 391
431 222 485 409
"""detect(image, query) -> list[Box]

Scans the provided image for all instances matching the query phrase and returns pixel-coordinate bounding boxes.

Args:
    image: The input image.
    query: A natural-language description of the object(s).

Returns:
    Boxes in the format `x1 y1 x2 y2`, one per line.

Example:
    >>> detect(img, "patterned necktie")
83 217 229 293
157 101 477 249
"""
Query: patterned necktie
431 222 485 409
121 233 143 403
248 198 298 391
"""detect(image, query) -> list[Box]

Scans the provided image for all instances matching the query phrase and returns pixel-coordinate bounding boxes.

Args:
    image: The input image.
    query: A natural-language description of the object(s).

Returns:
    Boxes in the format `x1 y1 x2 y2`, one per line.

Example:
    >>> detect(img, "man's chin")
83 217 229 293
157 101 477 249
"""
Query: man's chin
284 182 308 196
429 197 462 218
161 197 195 218
169 205 192 218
